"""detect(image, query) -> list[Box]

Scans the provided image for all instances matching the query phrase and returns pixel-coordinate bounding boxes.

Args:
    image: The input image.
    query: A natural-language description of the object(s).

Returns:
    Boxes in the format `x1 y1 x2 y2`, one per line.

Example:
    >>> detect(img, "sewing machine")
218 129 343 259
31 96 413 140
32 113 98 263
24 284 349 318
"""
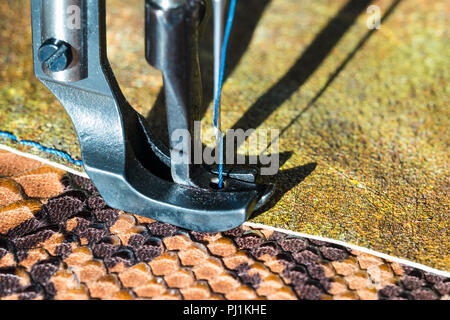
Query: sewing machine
30 0 274 232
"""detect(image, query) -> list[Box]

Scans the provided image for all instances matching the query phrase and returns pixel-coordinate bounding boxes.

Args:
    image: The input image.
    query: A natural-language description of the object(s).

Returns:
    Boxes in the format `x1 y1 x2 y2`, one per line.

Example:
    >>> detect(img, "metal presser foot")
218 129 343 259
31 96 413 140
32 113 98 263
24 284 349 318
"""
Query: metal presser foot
30 0 274 232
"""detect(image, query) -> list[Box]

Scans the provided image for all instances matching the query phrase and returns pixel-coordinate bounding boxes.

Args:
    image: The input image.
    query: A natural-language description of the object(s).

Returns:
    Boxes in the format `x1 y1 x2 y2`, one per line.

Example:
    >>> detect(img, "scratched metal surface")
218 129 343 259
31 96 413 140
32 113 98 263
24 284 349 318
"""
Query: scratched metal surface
0 0 448 271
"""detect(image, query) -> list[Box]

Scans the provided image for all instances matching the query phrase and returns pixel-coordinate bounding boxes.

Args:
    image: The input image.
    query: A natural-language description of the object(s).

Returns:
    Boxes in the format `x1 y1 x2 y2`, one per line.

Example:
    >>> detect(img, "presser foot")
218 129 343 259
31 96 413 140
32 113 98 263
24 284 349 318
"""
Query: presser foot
31 0 274 232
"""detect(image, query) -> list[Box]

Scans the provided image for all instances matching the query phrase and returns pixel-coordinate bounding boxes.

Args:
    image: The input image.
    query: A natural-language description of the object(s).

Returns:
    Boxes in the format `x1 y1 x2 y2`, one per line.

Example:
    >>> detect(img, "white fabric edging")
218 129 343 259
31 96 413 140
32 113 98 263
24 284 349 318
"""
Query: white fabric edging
2 143 449 278
245 222 450 278
0 144 89 178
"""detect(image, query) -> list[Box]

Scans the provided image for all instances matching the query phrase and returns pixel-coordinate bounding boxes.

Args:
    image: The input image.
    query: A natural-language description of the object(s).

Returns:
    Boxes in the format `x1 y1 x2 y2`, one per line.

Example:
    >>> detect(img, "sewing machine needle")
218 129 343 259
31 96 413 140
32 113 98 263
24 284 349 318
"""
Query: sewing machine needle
212 0 226 188
213 0 225 131
213 0 226 130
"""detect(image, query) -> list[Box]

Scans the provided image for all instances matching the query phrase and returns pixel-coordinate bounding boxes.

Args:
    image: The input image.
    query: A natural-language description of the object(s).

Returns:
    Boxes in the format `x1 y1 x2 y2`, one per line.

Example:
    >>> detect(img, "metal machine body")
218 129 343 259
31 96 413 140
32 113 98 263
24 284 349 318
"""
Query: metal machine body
30 0 274 232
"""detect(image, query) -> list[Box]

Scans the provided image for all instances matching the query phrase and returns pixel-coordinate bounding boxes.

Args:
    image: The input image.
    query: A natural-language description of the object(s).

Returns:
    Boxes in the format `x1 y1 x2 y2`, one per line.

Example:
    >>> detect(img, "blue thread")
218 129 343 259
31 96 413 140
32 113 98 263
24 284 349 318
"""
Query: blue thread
214 0 237 189
0 132 18 141
0 130 83 166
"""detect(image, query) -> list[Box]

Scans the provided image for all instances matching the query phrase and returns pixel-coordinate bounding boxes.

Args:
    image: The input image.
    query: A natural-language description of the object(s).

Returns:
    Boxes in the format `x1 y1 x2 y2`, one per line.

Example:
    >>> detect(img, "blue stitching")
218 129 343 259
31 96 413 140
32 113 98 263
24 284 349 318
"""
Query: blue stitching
0 130 83 166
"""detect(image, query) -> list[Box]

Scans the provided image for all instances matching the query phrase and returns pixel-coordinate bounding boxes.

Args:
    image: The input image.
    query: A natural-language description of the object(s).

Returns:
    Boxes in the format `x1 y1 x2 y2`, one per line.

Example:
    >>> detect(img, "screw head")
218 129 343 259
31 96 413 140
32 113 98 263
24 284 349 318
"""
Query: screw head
38 39 73 72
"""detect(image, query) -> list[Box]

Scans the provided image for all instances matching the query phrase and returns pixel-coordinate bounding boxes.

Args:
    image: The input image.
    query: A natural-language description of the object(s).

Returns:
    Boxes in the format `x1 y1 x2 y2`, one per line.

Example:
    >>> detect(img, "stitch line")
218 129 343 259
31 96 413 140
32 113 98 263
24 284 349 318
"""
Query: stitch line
0 130 83 166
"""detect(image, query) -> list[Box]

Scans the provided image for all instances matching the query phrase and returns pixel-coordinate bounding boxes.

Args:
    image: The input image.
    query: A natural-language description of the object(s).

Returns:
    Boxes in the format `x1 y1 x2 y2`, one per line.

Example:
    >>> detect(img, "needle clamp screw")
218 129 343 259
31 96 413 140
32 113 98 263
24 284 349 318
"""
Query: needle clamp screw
38 38 73 72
